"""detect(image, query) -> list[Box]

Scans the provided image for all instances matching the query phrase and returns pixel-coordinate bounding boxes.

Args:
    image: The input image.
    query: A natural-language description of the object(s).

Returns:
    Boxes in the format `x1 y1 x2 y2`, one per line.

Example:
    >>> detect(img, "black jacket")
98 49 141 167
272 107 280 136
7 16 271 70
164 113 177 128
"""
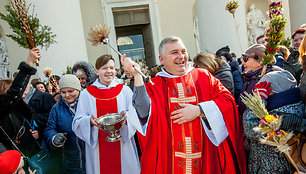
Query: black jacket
0 62 41 156
28 89 56 143
214 60 234 94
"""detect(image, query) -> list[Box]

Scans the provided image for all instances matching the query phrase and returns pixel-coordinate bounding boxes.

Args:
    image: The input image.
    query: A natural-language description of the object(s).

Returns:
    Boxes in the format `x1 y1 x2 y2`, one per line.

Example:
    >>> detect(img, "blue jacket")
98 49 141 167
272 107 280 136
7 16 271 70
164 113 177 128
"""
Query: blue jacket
274 53 285 69
229 60 243 100
44 96 85 173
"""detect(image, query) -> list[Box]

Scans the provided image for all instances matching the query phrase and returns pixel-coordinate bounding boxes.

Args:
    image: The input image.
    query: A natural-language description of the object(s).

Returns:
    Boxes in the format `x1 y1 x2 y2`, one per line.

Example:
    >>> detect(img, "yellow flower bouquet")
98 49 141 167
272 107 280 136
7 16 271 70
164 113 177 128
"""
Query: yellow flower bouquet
225 1 239 15
241 91 299 172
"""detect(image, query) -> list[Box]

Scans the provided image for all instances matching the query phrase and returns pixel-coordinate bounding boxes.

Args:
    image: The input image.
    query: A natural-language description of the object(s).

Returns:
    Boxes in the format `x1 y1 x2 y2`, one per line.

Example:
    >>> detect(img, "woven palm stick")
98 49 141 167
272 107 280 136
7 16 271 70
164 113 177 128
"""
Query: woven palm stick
261 64 267 76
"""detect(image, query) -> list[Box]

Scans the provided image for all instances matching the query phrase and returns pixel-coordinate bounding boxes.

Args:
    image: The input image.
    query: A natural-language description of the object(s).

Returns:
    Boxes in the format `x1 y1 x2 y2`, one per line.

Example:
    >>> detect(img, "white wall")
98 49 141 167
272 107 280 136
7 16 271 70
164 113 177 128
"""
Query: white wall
289 0 306 32
196 0 249 56
157 0 197 59
27 0 88 80
0 0 88 80
80 0 107 66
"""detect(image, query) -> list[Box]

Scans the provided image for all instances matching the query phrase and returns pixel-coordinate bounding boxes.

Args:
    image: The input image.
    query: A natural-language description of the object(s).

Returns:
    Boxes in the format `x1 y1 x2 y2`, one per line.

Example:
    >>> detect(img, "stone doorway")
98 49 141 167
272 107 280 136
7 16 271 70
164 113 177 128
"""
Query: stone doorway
112 5 156 68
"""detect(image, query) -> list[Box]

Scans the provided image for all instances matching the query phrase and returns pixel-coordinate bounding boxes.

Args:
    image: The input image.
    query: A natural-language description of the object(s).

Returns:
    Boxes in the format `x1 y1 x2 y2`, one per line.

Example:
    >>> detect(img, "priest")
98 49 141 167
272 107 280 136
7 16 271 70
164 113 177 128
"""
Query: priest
122 36 247 174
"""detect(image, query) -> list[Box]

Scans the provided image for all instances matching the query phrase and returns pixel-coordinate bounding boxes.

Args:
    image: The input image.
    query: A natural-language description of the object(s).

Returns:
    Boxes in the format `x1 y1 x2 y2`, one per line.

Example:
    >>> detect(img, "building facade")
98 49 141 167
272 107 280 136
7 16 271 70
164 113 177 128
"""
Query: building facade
0 0 305 79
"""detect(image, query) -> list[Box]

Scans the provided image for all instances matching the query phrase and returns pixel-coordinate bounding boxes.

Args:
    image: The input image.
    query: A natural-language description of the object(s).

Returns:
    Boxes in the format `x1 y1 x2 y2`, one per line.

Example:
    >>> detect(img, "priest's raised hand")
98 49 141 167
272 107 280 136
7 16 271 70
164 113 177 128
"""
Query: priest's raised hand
120 54 144 87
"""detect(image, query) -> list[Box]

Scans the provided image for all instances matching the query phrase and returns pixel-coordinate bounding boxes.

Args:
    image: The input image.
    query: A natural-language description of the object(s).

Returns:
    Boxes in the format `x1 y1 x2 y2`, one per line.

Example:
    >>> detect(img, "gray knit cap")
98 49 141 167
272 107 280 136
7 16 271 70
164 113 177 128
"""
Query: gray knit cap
59 74 81 91
257 70 296 93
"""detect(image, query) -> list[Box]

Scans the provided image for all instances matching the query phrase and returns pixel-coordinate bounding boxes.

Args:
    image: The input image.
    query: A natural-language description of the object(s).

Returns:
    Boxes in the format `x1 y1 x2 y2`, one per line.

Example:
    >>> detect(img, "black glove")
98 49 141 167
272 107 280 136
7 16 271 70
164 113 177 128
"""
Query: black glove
280 116 306 133
52 133 67 147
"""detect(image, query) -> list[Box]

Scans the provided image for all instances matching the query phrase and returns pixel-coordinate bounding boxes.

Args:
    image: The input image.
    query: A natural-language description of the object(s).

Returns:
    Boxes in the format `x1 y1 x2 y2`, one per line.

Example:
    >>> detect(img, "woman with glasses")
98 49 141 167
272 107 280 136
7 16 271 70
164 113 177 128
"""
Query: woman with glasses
237 44 283 116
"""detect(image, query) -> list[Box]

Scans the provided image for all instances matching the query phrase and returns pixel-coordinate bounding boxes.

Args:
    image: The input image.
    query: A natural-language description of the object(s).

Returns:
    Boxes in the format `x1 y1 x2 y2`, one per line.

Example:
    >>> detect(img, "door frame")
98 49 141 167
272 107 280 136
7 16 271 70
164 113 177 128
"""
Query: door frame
100 0 161 67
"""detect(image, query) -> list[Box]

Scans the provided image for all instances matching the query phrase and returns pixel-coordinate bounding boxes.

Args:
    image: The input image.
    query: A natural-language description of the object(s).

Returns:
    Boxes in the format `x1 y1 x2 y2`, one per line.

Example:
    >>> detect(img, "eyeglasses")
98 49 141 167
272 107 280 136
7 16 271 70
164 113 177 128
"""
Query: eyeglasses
242 54 259 62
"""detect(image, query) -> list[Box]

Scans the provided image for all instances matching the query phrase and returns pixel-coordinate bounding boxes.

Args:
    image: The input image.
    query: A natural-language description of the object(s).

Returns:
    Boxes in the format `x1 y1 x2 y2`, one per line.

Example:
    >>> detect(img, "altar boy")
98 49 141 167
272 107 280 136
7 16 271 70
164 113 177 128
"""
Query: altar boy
72 55 143 174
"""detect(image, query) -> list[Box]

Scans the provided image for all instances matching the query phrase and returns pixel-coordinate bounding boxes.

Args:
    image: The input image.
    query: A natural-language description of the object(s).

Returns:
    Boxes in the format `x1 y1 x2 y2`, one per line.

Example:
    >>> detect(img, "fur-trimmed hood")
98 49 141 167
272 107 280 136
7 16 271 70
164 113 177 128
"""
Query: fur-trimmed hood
71 61 97 88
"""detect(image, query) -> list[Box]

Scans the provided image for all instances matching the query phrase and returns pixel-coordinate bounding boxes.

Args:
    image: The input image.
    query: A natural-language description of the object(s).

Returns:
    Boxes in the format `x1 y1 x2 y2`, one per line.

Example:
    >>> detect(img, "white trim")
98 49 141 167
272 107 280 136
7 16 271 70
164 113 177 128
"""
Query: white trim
198 101 228 146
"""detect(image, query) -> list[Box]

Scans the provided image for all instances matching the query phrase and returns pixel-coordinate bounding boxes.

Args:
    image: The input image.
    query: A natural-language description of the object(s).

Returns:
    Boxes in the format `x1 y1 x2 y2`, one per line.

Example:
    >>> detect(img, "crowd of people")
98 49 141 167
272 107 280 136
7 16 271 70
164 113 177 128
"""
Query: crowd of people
0 23 305 174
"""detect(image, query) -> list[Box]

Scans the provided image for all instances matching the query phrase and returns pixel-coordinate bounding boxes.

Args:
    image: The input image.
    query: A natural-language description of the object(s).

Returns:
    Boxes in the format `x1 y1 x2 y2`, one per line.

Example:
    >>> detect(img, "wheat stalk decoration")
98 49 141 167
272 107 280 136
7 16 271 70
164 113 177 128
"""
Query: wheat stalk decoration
241 91 300 172
43 67 59 92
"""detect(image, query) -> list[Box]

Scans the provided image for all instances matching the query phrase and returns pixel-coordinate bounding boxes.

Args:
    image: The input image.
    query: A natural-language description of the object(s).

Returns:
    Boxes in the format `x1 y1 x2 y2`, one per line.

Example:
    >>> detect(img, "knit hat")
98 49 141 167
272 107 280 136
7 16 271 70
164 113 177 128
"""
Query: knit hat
0 150 22 174
258 70 296 93
59 74 81 91
243 44 266 62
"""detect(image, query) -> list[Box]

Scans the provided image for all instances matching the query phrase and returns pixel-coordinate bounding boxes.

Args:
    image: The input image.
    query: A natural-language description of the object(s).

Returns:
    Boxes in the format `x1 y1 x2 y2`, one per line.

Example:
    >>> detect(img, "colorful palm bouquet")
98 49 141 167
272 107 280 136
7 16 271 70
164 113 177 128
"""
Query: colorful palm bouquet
262 1 287 75
43 67 59 93
225 1 239 16
241 91 300 172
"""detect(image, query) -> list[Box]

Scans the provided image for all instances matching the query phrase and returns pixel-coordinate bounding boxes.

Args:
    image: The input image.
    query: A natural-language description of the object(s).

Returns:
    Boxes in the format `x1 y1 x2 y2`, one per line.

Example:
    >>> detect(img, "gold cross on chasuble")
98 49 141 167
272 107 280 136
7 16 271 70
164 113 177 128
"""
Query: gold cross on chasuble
165 75 203 174
175 137 202 174
170 83 197 103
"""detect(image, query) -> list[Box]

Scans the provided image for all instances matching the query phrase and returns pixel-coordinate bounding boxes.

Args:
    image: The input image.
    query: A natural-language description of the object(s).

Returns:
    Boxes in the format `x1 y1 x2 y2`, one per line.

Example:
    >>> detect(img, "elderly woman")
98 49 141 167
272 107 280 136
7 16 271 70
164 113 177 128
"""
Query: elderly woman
237 44 283 116
44 74 86 173
72 61 97 89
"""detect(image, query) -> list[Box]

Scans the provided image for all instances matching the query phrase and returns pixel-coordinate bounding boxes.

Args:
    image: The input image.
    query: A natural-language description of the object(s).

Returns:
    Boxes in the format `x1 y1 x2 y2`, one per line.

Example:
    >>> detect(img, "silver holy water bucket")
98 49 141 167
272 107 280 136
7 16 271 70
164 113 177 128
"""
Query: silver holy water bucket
96 113 126 142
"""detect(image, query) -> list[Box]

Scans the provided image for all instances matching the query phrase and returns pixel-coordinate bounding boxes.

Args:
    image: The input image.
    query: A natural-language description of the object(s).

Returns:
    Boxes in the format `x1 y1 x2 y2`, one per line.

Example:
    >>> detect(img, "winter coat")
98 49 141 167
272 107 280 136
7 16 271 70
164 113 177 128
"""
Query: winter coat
299 72 306 98
284 50 302 83
0 62 41 157
229 60 243 101
243 89 304 174
237 65 283 116
44 96 86 173
214 60 234 94
28 89 56 143
72 61 97 88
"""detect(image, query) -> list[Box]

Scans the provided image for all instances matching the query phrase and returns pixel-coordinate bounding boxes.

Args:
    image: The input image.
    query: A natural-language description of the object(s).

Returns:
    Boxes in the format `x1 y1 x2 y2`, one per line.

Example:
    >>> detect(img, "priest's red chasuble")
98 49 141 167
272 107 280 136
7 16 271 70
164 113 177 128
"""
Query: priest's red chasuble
167 76 203 174
139 69 246 174
87 84 124 174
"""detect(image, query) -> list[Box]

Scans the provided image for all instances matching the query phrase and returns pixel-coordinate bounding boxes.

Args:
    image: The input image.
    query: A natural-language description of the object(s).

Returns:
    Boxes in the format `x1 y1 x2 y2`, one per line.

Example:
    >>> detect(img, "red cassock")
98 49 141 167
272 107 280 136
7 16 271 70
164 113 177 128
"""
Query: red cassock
138 69 246 174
